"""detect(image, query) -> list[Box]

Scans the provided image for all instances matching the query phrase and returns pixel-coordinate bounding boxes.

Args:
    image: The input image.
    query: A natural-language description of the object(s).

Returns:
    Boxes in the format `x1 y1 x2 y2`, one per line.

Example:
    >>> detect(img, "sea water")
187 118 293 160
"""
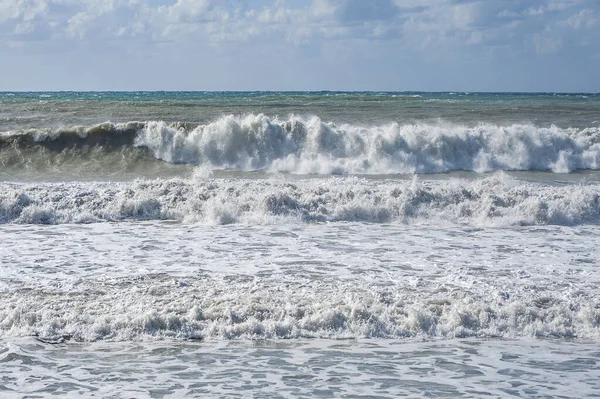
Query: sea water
0 92 599 398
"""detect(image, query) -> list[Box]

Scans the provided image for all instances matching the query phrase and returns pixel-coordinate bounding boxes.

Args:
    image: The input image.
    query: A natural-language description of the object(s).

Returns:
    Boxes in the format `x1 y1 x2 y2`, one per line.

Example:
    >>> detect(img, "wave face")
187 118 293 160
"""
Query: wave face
2 116 600 174
1 174 599 226
0 121 143 148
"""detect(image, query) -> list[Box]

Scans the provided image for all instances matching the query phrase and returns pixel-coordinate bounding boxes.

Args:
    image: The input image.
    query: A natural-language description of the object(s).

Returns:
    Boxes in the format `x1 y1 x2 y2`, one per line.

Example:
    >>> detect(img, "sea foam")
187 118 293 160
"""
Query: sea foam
1 222 598 342
136 115 600 174
3 275 598 341
1 174 599 226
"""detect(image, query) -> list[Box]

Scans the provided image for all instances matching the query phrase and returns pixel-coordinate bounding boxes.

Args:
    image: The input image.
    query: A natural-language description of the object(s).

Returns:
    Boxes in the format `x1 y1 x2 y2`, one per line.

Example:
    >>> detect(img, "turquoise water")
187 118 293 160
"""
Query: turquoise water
1 91 599 130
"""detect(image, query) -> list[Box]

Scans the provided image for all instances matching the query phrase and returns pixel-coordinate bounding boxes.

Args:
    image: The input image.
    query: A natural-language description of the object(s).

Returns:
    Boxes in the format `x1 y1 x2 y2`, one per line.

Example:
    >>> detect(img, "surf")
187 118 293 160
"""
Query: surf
2 115 600 175
1 174 599 226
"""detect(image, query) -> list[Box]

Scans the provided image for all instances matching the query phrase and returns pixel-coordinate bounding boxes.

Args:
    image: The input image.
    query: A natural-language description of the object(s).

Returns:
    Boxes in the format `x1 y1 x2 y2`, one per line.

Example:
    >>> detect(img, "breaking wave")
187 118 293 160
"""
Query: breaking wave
2 115 600 174
1 174 600 226
2 273 599 341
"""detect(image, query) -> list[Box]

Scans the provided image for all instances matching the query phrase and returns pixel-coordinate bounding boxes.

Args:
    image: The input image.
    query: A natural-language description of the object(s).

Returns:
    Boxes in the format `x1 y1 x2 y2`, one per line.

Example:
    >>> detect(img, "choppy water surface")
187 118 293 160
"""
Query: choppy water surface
1 92 599 397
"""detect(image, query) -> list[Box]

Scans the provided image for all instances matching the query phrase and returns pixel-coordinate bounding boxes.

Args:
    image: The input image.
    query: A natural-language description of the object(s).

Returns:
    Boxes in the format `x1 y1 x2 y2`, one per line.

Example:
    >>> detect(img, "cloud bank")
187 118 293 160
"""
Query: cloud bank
1 0 598 91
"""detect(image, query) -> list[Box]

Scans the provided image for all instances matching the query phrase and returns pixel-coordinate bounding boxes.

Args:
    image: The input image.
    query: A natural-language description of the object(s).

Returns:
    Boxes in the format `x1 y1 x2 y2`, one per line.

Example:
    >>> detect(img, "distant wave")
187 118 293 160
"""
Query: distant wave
0 121 143 147
1 174 600 226
2 115 600 174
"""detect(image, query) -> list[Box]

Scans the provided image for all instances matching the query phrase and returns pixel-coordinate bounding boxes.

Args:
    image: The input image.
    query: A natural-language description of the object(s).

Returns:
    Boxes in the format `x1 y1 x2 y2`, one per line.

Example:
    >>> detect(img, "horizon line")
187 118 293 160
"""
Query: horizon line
1 90 599 94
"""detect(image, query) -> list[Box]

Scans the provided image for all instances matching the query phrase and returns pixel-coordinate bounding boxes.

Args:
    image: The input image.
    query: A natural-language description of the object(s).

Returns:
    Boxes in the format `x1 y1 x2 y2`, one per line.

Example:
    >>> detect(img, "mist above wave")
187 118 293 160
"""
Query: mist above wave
2 115 600 174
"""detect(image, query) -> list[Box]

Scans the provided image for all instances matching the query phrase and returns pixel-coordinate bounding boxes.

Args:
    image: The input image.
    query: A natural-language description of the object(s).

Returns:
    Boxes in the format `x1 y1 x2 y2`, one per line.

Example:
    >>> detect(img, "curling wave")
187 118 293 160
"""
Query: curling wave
2 115 600 174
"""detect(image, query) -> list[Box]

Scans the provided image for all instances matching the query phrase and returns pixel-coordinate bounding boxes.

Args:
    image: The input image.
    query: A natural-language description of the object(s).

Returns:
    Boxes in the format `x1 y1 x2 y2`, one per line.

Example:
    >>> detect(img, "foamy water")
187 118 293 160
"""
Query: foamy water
2 174 600 226
1 220 599 342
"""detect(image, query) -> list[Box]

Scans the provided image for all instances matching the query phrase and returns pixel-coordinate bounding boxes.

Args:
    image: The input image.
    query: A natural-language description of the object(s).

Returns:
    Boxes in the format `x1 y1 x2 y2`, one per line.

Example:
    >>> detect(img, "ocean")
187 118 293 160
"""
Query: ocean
0 91 599 398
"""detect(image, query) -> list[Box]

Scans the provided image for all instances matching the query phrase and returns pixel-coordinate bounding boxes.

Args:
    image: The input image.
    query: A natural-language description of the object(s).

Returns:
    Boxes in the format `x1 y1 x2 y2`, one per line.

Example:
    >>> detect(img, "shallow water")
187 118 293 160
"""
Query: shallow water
1 338 599 398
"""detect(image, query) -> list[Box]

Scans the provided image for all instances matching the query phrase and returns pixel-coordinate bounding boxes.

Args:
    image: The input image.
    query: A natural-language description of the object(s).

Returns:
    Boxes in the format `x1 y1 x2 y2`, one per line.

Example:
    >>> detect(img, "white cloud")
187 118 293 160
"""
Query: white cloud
14 21 35 34
5 0 48 19
0 0 48 22
525 1 576 17
1 0 599 91
560 8 598 29
0 0 595 51
155 0 211 23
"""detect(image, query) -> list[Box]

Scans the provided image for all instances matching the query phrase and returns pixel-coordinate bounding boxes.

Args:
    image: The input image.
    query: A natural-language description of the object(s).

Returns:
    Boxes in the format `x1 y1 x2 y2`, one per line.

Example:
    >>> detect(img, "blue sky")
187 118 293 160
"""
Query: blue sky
1 0 599 91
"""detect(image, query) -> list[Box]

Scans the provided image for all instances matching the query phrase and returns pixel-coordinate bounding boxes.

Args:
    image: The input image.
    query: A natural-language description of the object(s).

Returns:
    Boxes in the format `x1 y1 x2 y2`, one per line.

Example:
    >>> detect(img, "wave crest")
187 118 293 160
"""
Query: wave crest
3 115 600 174
136 115 600 174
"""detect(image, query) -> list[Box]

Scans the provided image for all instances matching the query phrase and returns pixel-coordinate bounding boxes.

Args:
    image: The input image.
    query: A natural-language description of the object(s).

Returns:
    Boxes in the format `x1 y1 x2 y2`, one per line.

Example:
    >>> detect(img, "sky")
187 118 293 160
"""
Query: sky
0 0 599 92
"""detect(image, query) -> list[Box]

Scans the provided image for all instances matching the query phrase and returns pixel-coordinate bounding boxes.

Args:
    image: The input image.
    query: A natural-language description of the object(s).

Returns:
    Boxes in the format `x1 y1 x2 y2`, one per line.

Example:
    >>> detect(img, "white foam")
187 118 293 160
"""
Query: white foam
1 174 600 226
135 115 600 174
0 221 598 342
